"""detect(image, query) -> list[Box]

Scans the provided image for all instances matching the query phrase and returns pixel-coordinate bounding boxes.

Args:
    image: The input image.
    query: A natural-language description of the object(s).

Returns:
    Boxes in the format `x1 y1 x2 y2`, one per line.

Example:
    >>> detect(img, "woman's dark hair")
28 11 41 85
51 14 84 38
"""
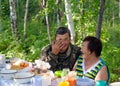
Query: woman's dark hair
55 27 71 37
83 36 102 57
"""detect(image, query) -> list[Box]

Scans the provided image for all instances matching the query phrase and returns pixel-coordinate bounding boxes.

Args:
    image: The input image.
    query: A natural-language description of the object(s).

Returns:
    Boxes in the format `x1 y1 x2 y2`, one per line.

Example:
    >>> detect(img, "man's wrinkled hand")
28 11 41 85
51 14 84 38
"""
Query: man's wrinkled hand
51 40 63 55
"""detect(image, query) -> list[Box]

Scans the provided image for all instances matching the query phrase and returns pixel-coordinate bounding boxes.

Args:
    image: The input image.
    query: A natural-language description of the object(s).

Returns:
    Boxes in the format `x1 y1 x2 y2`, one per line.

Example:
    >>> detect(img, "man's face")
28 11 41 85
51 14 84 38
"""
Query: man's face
55 33 70 52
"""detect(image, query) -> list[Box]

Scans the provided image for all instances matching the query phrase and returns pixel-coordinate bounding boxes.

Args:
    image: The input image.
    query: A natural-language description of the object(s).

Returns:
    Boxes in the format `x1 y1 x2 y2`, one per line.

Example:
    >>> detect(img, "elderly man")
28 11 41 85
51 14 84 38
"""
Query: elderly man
40 27 81 72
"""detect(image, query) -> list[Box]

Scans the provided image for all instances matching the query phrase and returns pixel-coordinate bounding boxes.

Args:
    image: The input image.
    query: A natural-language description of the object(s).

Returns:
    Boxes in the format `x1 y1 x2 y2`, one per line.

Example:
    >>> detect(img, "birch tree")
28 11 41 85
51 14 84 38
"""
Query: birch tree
9 0 19 40
112 4 115 27
81 0 85 38
96 0 105 39
0 0 2 32
56 0 62 27
64 0 75 43
23 0 29 40
119 0 120 19
42 0 52 44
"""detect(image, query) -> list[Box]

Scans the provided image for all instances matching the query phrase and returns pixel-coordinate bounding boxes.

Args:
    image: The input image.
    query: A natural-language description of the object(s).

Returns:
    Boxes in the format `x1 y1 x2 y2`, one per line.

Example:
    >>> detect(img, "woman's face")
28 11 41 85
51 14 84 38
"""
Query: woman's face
81 41 91 59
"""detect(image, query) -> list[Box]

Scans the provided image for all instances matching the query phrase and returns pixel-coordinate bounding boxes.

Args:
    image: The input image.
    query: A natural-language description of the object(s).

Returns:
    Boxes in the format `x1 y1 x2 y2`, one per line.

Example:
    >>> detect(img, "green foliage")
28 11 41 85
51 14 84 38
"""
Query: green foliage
102 43 120 82
100 22 120 82
1 0 9 19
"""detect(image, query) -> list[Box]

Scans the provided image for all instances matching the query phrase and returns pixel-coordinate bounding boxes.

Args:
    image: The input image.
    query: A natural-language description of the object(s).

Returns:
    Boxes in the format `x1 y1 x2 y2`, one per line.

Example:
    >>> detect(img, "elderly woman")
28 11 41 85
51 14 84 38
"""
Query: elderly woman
73 36 110 86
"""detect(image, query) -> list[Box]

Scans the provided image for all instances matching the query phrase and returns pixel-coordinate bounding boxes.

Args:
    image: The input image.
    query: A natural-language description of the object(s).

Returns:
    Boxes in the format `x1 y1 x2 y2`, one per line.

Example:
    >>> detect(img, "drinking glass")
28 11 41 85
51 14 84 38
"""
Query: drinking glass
0 54 6 70
61 68 70 80
62 68 70 76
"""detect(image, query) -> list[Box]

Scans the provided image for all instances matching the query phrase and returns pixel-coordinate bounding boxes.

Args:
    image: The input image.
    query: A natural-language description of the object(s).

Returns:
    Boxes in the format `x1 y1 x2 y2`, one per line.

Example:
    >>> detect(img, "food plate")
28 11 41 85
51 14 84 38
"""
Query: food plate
11 60 29 70
14 72 35 84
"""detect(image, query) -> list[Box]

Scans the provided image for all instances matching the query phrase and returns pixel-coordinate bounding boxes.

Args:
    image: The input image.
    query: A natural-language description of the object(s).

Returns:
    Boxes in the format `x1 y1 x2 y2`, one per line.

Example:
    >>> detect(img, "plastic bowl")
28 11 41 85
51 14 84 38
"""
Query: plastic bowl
14 72 35 84
0 69 17 80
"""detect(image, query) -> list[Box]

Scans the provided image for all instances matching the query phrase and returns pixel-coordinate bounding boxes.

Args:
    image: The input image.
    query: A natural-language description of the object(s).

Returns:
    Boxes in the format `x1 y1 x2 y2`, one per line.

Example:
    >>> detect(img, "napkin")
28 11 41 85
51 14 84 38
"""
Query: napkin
34 60 51 69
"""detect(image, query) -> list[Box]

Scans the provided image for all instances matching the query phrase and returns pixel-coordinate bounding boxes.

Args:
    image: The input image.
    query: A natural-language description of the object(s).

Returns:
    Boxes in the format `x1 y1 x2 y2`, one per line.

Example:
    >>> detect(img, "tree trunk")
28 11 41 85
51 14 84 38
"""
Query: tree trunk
42 0 52 44
45 11 52 44
81 0 85 16
0 18 2 32
112 6 115 27
56 0 62 27
0 1 2 32
81 0 85 39
119 0 120 19
9 0 19 40
64 0 75 43
96 0 105 39
23 0 29 40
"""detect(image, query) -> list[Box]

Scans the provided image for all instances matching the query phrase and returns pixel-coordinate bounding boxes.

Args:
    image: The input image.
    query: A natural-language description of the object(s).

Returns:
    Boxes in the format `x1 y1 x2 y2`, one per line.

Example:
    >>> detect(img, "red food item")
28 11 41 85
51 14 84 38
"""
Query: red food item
19 62 29 68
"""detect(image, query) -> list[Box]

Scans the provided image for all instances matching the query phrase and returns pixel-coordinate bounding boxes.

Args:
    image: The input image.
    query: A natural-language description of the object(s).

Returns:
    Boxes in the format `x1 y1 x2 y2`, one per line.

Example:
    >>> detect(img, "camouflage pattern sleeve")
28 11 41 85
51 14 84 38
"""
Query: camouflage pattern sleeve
40 45 59 71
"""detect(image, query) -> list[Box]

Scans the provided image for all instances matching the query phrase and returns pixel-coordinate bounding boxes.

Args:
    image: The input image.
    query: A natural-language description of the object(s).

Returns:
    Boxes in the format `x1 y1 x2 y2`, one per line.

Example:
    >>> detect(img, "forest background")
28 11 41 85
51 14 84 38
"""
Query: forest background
0 0 120 82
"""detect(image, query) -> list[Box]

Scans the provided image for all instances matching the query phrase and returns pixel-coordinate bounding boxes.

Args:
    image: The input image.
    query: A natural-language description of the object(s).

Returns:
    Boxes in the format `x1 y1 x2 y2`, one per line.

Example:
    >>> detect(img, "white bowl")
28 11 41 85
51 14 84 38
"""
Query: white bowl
0 69 17 80
14 72 35 84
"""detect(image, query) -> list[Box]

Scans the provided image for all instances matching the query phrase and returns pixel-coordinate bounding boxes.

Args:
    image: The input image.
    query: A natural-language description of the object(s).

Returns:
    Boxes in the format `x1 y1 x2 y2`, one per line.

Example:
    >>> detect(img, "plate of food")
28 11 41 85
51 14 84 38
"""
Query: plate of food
11 60 29 70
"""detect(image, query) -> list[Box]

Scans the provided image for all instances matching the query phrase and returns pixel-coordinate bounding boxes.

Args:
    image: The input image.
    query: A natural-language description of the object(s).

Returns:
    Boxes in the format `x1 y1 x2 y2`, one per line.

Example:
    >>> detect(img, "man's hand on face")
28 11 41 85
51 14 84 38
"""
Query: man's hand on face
51 40 64 55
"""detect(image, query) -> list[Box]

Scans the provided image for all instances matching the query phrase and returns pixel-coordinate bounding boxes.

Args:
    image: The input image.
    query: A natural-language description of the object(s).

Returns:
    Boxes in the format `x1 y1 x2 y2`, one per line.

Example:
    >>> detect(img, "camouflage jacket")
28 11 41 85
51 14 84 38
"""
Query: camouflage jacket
40 43 81 72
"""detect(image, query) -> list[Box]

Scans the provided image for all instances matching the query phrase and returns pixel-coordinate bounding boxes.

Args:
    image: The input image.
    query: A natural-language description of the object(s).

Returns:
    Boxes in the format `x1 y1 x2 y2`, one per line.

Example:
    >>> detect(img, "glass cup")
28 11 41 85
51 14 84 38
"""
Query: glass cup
9 58 20 65
0 54 6 70
62 68 70 76
61 68 70 81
